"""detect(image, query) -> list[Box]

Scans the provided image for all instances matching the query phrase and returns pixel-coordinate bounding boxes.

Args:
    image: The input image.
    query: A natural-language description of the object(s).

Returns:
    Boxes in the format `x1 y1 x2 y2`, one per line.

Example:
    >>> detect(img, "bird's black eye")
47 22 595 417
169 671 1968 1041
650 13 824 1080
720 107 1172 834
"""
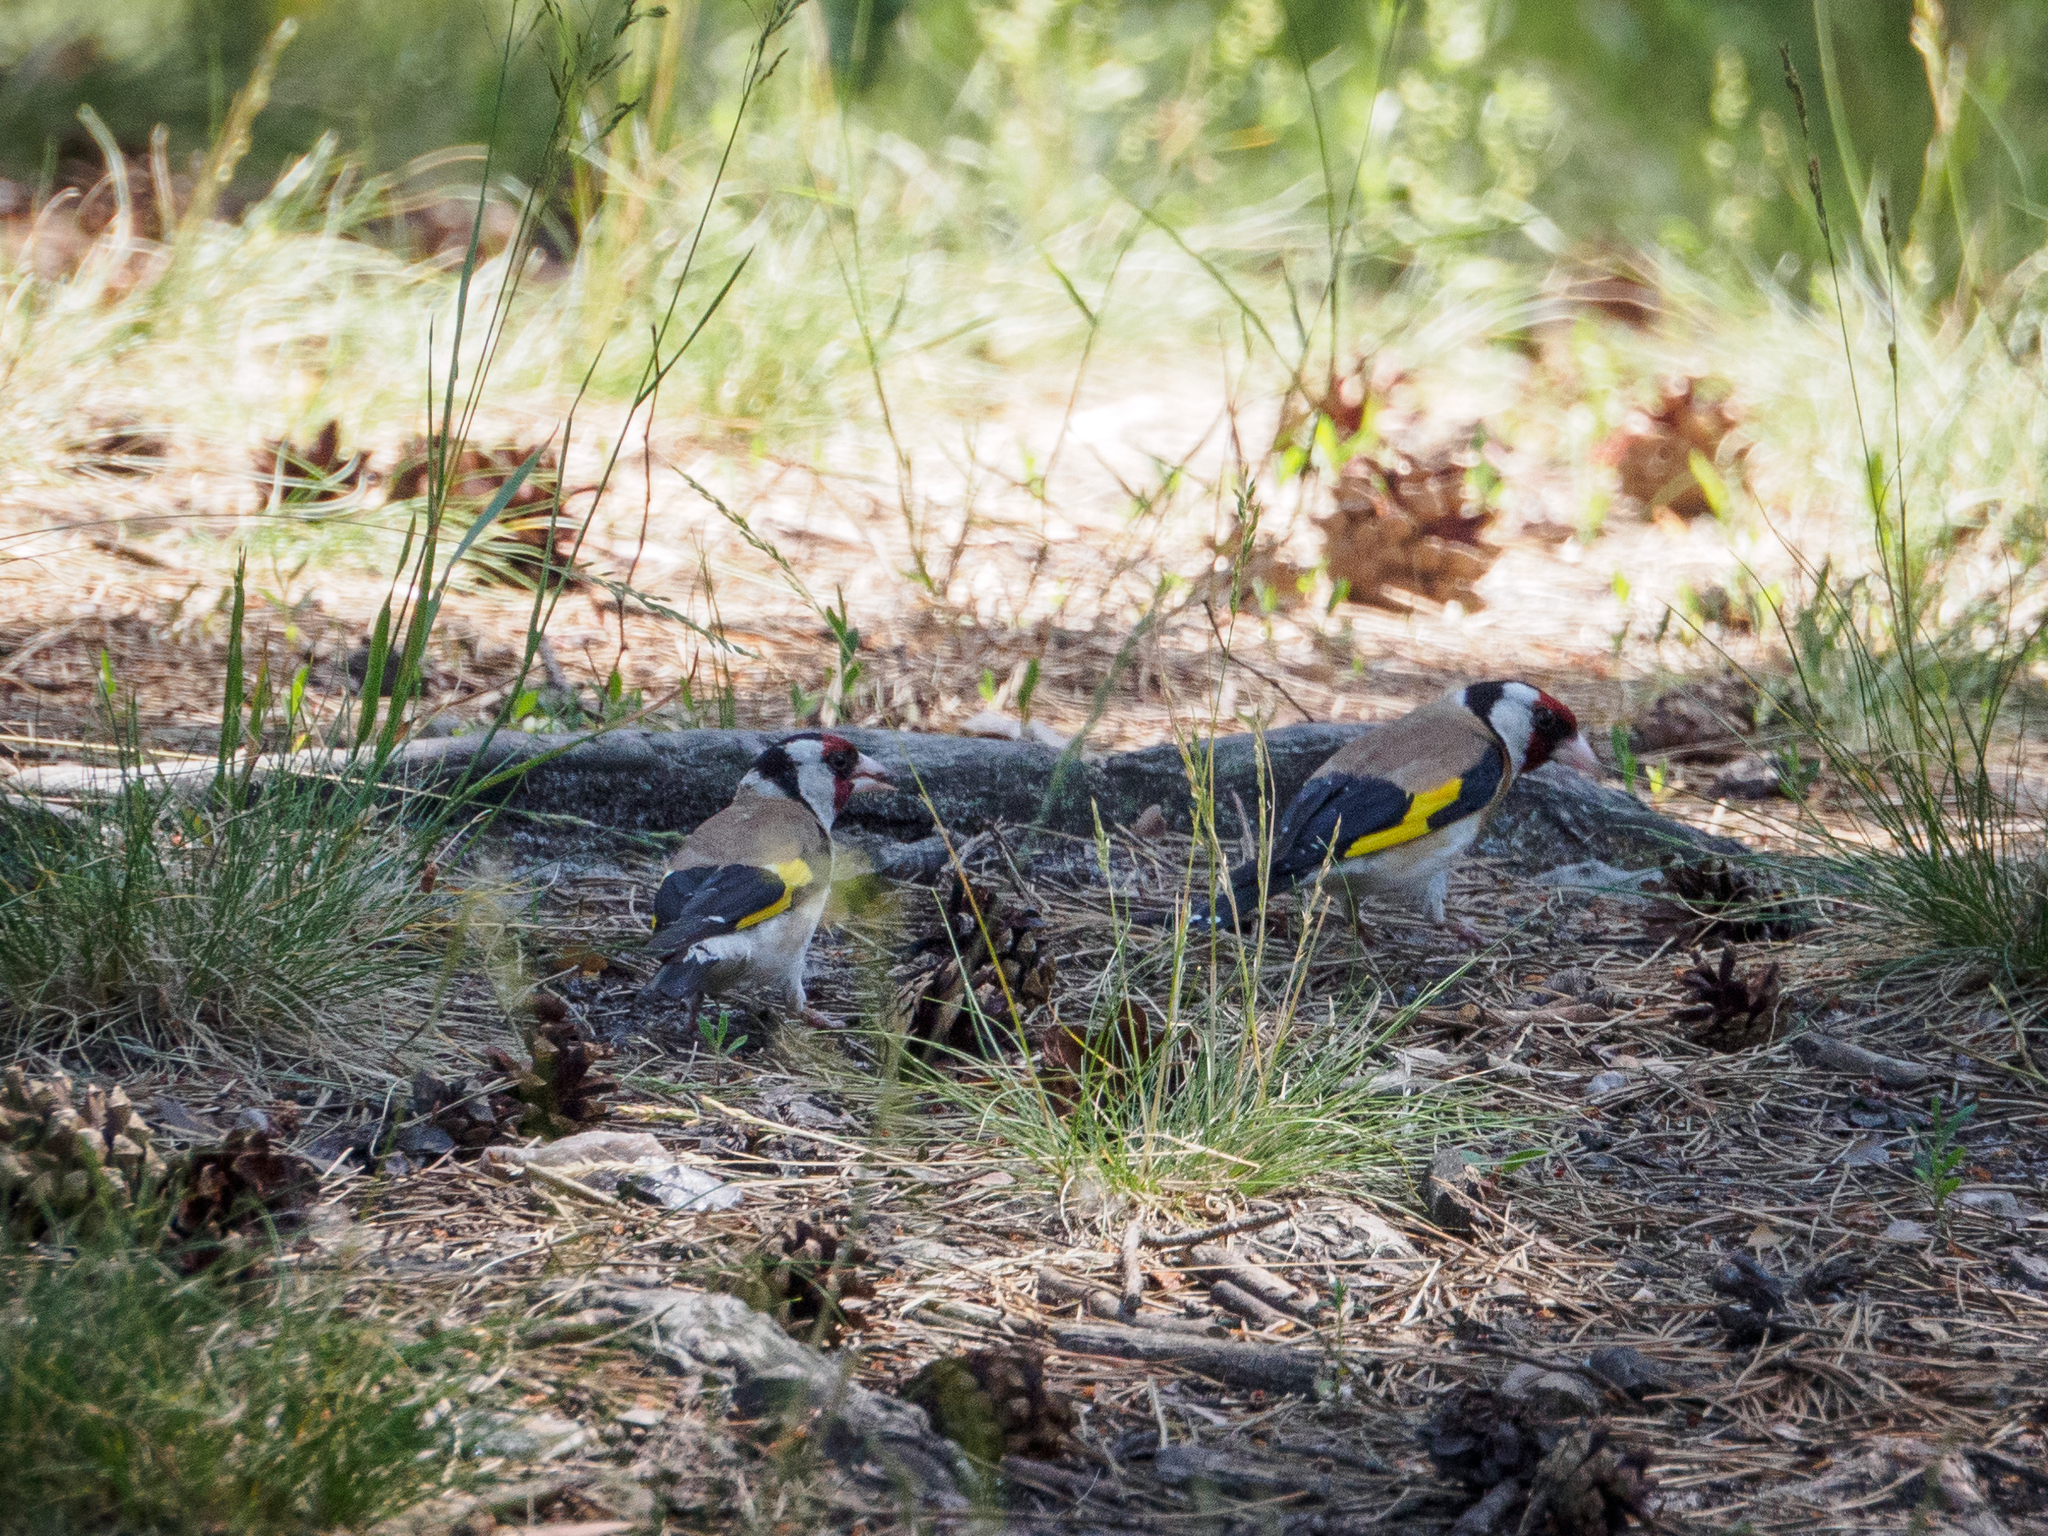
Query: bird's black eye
826 747 855 773
1532 705 1559 736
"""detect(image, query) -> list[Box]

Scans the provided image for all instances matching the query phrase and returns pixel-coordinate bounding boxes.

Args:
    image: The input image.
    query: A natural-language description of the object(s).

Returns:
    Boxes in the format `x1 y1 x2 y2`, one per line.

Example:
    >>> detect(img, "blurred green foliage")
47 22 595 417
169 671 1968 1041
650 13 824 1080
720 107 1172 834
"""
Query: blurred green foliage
0 1 2043 288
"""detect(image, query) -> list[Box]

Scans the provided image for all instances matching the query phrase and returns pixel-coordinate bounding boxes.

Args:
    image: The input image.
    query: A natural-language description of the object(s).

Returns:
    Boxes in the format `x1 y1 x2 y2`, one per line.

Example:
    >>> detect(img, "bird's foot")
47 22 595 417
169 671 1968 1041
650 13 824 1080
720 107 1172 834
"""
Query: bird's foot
799 1005 847 1031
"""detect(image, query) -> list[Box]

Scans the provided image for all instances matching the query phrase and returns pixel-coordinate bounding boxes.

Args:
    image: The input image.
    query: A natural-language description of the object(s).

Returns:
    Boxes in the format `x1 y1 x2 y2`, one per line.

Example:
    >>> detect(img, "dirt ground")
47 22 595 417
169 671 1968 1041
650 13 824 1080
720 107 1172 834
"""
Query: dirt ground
6 336 2047 1533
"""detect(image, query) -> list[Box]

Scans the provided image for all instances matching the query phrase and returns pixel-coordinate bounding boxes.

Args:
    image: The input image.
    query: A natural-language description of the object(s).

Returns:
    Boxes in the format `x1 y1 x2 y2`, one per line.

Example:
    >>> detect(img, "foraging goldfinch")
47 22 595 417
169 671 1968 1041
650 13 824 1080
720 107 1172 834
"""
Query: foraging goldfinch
1196 680 1598 941
642 732 892 1026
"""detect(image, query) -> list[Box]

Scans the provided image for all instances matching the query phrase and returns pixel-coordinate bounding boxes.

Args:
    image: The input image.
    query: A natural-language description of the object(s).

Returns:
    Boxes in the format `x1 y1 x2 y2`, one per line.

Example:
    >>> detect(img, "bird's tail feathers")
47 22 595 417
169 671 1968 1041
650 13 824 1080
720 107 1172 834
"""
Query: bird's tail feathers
641 954 711 1008
1186 861 1281 932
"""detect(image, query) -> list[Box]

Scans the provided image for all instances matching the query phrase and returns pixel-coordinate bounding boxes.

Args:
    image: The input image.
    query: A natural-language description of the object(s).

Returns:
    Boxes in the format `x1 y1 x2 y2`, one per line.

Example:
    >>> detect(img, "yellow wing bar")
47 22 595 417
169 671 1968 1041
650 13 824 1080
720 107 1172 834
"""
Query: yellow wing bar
1341 778 1463 859
735 857 817 930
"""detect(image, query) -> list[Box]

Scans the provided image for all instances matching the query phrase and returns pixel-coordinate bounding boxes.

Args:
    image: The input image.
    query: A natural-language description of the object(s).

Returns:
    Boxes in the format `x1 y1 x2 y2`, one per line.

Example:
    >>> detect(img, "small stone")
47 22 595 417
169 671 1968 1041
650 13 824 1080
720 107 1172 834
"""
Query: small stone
1129 804 1170 840
1022 720 1071 751
1586 1070 1629 1097
1425 1148 1483 1234
958 710 1021 740
618 1162 744 1212
1881 1218 1931 1244
1501 1363 1601 1420
616 1406 668 1429
394 1122 456 1158
1586 1345 1666 1399
2000 1249 2048 1289
1952 1189 2023 1219
1708 754 1785 801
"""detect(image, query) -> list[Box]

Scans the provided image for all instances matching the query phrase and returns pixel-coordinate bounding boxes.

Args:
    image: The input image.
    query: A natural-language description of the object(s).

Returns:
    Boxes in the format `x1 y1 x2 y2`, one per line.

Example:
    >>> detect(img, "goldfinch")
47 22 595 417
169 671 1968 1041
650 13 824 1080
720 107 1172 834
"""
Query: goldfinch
1195 680 1598 942
642 732 892 1027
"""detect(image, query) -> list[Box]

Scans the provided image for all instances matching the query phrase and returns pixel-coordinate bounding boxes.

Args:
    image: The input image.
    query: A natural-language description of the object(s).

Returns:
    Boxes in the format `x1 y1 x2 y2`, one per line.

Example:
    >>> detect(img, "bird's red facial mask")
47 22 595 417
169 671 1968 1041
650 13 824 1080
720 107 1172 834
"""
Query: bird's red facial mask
818 735 895 813
1522 692 1598 775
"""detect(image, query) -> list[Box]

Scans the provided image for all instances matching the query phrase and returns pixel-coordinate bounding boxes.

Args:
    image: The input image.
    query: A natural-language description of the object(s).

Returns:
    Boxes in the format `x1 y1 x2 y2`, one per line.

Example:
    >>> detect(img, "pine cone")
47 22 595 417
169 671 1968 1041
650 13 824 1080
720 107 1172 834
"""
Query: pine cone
729 1217 877 1344
1526 1426 1657 1536
1420 1387 1549 1492
897 872 1057 1061
1644 856 1805 947
901 1344 1077 1464
165 1127 321 1272
0 1069 167 1235
411 1070 521 1152
1674 946 1781 1050
486 996 617 1138
1034 997 1168 1113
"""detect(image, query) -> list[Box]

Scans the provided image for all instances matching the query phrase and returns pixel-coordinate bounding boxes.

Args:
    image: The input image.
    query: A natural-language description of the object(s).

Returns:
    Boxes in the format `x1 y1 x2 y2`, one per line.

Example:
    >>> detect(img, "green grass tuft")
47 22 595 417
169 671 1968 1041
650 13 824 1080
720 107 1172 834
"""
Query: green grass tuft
0 1230 455 1534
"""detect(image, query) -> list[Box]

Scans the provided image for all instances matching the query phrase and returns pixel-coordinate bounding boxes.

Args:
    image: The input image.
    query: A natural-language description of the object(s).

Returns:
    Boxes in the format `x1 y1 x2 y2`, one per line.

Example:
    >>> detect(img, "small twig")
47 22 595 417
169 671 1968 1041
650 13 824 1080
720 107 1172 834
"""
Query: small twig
520 1161 626 1211
1141 1208 1291 1250
1120 1216 1144 1323
1209 1278 1296 1329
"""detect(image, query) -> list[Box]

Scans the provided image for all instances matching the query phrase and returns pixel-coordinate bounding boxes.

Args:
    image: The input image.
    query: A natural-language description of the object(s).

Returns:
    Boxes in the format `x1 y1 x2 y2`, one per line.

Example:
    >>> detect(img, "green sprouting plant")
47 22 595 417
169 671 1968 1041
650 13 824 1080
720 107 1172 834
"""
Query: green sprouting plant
1912 1095 1975 1228
822 589 863 725
698 1009 749 1086
1610 723 1640 797
1016 658 1042 724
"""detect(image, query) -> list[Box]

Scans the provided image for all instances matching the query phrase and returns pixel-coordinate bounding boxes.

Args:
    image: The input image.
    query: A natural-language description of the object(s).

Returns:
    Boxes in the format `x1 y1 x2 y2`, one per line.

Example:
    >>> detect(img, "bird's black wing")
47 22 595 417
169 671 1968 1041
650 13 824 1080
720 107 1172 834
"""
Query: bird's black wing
648 857 817 957
1269 744 1507 880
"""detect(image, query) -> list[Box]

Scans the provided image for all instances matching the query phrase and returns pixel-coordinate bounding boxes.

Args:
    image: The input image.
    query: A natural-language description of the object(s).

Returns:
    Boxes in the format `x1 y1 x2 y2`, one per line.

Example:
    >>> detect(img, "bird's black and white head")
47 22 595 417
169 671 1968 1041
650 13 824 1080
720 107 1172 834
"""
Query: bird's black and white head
1454 681 1599 778
739 731 894 829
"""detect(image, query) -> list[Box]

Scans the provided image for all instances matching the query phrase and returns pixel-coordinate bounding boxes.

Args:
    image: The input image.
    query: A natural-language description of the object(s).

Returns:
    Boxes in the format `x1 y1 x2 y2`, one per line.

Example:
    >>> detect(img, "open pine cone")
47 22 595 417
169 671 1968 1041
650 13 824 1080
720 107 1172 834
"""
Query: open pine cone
0 1069 167 1235
897 872 1057 1061
165 1127 321 1271
1645 856 1805 948
729 1217 877 1344
1421 1386 1550 1492
1674 946 1781 1051
486 995 617 1138
1527 1426 1658 1536
901 1344 1077 1464
411 1070 521 1152
1034 997 1170 1113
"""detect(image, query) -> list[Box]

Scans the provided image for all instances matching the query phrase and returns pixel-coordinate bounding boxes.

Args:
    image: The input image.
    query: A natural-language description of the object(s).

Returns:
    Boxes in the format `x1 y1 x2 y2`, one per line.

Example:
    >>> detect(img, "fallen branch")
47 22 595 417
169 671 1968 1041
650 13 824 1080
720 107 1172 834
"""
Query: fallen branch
1049 1323 1327 1395
1140 1208 1292 1250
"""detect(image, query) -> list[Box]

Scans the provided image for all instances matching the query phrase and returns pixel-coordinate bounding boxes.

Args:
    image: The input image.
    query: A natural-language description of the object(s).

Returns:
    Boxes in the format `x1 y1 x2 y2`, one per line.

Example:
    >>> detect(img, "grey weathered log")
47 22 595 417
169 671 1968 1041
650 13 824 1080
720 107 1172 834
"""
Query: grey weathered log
597 1286 967 1508
10 723 1739 876
1050 1322 1326 1395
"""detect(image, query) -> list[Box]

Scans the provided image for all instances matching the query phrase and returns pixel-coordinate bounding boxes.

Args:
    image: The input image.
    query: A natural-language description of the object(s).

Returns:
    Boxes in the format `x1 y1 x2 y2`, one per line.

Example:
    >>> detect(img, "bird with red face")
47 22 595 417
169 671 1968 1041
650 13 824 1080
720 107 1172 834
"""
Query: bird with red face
642 732 892 1028
1194 680 1599 943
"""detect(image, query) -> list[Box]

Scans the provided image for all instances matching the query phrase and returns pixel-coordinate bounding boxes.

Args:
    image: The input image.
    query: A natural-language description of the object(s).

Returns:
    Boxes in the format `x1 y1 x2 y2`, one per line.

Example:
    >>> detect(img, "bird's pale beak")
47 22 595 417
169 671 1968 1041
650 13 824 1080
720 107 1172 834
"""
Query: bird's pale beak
849 752 895 794
1556 732 1601 777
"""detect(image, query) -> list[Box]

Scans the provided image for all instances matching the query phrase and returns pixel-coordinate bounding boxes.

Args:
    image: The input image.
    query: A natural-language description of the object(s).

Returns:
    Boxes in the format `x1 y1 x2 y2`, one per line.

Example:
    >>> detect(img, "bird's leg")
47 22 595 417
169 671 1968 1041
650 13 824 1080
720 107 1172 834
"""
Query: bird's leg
788 974 842 1031
1341 886 1374 951
1423 870 1484 948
